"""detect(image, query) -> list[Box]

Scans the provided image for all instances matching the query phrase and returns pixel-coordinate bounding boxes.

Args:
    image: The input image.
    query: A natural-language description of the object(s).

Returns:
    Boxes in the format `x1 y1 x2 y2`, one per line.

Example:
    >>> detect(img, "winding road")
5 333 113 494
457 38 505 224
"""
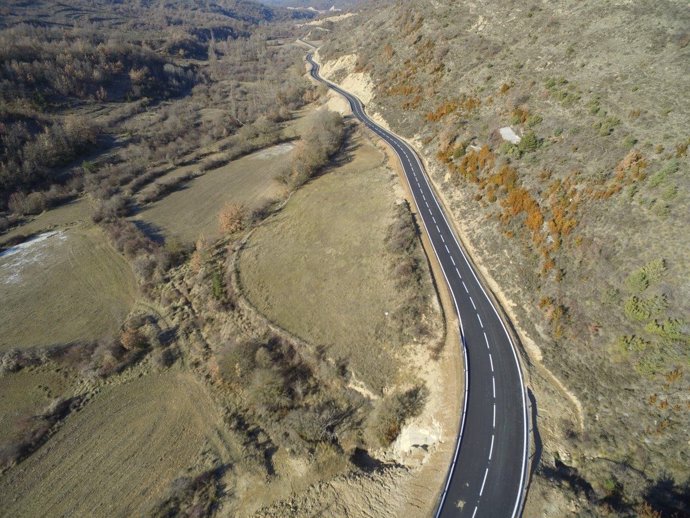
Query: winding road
306 51 530 518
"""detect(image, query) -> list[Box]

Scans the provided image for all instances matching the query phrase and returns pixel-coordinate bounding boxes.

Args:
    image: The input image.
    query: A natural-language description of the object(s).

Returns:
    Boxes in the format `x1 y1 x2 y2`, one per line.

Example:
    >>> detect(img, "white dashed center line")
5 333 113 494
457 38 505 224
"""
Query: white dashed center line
470 296 476 310
479 467 489 496
489 434 495 460
489 353 494 372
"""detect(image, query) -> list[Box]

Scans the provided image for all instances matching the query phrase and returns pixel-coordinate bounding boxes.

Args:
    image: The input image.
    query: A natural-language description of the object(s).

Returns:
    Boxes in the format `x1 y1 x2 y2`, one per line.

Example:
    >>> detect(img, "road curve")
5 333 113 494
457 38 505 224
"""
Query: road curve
306 52 530 518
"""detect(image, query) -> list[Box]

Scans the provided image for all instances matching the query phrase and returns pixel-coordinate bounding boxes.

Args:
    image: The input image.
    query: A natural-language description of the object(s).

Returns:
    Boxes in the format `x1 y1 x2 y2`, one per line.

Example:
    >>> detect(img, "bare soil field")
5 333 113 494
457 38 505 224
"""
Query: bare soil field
0 225 136 350
238 129 441 395
0 370 224 517
132 142 292 243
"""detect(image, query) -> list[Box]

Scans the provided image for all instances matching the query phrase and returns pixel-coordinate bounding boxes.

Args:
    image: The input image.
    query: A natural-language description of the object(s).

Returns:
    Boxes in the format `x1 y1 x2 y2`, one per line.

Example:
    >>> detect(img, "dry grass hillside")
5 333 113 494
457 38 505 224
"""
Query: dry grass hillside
318 1 690 515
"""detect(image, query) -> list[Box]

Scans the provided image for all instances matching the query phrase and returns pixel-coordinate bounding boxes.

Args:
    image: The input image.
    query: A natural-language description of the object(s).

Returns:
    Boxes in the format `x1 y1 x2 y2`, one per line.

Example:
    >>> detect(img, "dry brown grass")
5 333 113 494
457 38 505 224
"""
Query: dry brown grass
238 131 440 395
0 367 76 445
0 371 227 517
0 226 137 350
132 143 291 243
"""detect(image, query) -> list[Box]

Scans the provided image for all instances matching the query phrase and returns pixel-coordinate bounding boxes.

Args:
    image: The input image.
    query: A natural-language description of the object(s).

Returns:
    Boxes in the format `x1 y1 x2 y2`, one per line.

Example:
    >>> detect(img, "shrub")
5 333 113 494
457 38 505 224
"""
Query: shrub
287 110 345 188
211 270 224 300
596 116 621 136
615 335 650 354
314 441 348 479
368 385 428 446
645 319 688 344
150 469 222 518
216 338 260 384
518 131 541 154
625 259 666 293
218 203 246 234
120 327 148 351
624 296 652 322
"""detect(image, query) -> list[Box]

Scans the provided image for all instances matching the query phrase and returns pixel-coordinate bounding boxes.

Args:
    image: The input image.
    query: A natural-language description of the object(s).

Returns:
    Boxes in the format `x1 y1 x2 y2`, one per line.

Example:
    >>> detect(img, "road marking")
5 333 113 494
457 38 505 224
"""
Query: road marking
432 216 437 224
484 332 489 349
489 353 494 372
440 234 445 243
444 244 450 253
493 404 496 428
489 434 495 460
435 225 441 233
462 281 469 293
450 255 455 265
472 507 478 518
479 467 489 496
470 297 476 310
425 201 430 208
477 314 484 328
492 377 496 398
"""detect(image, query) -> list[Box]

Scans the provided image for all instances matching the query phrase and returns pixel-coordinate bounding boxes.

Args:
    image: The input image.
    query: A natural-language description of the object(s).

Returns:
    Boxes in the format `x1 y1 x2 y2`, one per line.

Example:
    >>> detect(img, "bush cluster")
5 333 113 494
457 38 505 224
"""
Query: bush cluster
286 110 345 188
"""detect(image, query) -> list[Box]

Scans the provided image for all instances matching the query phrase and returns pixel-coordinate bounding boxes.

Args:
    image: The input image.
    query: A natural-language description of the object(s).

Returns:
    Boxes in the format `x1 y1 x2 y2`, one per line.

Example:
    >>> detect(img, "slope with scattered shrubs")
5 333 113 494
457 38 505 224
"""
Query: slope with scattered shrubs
318 1 690 514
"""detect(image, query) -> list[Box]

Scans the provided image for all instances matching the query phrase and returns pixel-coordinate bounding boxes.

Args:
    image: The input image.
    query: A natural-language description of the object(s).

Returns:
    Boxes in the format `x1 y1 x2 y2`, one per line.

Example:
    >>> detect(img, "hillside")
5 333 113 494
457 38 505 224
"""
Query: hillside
316 1 690 516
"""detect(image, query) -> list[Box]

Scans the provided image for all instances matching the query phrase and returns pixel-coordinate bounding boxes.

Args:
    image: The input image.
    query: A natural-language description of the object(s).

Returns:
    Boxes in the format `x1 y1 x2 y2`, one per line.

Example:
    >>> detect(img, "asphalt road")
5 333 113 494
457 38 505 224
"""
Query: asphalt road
306 52 529 518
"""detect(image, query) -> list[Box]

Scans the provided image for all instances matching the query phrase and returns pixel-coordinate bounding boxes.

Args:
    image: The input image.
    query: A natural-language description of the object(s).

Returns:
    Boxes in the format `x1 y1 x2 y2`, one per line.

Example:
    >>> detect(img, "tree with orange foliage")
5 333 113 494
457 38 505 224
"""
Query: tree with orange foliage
218 203 246 235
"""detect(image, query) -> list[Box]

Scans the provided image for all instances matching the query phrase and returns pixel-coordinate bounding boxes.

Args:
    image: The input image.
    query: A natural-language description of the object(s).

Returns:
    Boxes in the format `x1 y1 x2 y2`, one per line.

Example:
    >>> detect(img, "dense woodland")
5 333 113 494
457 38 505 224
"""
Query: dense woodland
0 0 314 226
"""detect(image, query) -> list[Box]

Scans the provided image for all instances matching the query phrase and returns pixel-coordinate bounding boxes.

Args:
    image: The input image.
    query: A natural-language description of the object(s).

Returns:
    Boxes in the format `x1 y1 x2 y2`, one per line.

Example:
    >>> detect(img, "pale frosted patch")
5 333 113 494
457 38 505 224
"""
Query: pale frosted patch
252 142 294 160
0 230 69 285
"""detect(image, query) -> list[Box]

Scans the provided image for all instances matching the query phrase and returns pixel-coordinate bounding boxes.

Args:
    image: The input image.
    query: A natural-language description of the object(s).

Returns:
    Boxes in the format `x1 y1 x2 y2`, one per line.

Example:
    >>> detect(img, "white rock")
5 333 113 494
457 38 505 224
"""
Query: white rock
499 126 521 144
